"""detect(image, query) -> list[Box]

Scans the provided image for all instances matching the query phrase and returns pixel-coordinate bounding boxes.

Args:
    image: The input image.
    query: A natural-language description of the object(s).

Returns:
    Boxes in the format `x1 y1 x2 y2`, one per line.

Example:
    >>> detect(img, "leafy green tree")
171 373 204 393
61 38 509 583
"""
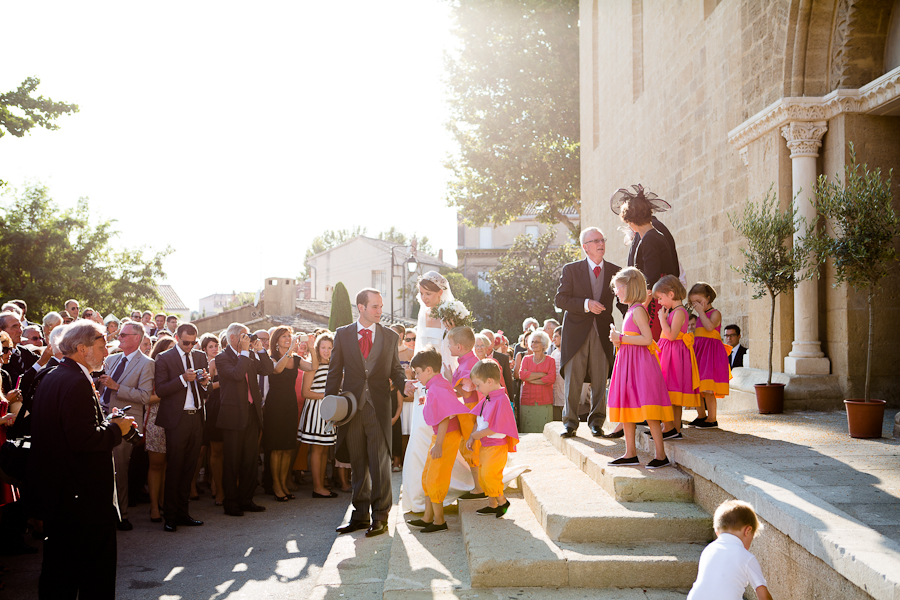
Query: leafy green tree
377 226 435 256
328 282 354 331
728 187 812 384
445 271 490 330
0 182 171 318
444 0 580 237
484 232 580 335
1 77 79 139
807 145 898 401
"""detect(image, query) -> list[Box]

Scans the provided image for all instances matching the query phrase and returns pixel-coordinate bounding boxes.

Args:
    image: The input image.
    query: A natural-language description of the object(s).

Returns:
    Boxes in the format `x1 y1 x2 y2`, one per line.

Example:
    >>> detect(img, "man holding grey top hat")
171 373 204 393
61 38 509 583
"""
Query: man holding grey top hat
325 288 415 537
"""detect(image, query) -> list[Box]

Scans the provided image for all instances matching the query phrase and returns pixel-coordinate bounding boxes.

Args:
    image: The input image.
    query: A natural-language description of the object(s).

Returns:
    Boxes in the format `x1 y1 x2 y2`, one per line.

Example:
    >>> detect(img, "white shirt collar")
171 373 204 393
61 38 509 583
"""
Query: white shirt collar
122 349 140 363
71 358 94 386
357 321 375 334
587 257 605 271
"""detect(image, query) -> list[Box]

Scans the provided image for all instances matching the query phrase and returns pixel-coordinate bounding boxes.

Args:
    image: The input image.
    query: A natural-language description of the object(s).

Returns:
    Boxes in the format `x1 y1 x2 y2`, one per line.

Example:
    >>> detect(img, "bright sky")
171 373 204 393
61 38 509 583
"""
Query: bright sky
0 0 459 312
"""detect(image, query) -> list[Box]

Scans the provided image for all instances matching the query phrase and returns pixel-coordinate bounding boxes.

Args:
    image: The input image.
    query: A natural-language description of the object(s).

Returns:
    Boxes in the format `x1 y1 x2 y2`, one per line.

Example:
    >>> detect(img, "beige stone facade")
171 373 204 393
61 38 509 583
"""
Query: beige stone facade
581 0 900 404
456 212 578 292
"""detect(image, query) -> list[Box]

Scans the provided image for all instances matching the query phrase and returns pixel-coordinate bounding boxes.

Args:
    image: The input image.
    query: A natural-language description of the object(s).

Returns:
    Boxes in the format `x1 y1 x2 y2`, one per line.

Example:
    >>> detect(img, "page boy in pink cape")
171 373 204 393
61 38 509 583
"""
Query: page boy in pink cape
407 347 470 534
448 326 485 499
466 359 519 518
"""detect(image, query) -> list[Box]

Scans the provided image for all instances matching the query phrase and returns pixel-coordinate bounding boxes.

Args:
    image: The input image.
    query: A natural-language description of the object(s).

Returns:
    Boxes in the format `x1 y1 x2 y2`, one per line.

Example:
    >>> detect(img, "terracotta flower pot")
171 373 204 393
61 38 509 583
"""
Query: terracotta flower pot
754 383 785 414
844 399 886 439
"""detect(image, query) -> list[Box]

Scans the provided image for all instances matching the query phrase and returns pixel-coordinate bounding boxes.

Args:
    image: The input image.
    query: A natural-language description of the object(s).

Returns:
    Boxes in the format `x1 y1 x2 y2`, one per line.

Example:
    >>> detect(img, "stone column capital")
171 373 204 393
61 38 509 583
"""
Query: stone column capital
781 121 828 158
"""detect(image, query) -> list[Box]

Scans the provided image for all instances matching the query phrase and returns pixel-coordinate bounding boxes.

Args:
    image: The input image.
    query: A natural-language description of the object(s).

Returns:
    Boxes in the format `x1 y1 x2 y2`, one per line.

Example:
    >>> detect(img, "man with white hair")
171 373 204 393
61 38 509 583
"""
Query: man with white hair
31 319 134 599
41 311 63 344
555 227 624 439
215 322 274 516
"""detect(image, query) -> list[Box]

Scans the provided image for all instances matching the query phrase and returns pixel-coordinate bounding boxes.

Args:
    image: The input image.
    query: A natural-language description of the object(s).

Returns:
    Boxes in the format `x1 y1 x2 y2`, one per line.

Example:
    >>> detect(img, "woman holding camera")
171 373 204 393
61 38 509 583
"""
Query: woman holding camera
264 327 314 501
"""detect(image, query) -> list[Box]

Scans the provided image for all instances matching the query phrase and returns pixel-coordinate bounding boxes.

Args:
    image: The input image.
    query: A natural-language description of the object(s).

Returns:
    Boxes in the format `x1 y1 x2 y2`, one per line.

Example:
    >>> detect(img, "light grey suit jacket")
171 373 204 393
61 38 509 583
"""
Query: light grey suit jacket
99 351 155 430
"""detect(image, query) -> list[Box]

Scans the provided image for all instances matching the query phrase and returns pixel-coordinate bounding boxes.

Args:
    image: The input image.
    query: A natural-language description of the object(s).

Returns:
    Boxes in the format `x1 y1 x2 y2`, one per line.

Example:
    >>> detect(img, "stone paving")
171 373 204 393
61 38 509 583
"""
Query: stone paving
686 409 900 545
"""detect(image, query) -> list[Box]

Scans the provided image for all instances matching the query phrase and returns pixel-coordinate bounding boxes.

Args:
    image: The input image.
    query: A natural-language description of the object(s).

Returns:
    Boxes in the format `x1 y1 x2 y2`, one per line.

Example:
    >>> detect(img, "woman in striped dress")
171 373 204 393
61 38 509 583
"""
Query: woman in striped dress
299 333 337 498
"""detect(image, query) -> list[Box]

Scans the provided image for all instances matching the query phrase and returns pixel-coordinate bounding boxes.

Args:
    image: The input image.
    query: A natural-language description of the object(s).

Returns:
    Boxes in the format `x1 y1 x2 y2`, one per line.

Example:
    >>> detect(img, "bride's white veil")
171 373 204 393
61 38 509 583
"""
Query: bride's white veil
415 270 456 378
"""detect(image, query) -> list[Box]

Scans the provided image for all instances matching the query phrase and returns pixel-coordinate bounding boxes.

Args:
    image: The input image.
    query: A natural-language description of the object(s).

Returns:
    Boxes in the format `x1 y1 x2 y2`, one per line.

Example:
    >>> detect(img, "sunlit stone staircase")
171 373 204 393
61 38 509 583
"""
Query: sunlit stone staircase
457 423 713 591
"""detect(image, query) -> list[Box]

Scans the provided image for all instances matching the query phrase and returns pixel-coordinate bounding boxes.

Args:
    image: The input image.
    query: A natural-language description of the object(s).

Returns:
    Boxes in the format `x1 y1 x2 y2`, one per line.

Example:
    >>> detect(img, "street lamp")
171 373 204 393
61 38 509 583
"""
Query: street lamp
390 246 419 323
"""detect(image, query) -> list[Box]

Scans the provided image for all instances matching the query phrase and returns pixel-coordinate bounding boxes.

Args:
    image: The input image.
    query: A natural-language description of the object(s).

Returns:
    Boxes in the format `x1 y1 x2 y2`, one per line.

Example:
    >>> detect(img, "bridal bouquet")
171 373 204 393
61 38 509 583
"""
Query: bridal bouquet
430 300 474 331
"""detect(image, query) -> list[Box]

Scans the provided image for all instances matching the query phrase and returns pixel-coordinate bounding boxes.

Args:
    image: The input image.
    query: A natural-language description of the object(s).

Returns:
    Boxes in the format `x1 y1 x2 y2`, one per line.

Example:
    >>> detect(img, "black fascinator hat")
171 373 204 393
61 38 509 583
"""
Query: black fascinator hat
609 184 671 215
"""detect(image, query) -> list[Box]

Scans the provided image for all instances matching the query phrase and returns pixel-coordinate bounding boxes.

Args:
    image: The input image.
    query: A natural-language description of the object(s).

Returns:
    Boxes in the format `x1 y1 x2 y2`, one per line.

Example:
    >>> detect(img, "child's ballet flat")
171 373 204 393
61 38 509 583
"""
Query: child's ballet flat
421 522 448 533
407 519 432 528
494 501 510 518
476 506 499 516
646 457 672 469
609 456 640 466
692 420 718 429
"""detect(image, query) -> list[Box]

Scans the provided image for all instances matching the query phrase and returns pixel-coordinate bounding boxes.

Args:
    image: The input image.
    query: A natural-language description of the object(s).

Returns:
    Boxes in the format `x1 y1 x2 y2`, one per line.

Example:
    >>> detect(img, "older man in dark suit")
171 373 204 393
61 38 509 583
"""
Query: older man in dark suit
555 227 624 439
31 319 134 600
326 289 413 538
155 323 209 532
215 322 274 516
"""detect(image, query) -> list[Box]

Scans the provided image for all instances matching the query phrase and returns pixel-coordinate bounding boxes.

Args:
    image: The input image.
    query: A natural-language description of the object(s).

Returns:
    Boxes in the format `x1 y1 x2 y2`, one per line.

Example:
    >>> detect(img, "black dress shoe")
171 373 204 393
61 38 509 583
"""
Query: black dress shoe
366 520 388 537
239 502 266 512
336 519 371 534
459 491 487 500
559 427 576 438
590 425 603 437
224 507 244 517
164 523 177 532
176 517 203 526
601 429 624 439
117 519 133 531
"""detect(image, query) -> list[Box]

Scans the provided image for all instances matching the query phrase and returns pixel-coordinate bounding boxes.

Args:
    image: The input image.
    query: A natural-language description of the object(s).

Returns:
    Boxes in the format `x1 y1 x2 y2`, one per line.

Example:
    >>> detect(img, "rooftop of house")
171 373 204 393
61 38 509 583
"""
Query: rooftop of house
157 284 189 311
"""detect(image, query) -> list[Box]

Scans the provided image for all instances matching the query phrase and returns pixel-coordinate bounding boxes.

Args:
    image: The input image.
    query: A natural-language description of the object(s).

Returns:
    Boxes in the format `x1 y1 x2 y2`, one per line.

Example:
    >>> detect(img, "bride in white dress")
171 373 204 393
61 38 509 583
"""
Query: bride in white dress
400 271 527 513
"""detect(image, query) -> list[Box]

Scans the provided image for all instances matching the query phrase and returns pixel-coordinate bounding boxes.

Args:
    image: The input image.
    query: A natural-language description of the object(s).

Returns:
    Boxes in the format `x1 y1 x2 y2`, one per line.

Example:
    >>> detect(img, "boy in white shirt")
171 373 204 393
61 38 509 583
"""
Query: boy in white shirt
688 500 773 600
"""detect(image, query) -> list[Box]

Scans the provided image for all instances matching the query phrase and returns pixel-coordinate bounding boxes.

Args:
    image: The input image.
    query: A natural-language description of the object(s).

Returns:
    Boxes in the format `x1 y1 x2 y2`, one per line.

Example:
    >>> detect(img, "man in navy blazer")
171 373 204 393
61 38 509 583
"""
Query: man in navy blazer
555 227 624 439
31 320 133 599
154 323 209 531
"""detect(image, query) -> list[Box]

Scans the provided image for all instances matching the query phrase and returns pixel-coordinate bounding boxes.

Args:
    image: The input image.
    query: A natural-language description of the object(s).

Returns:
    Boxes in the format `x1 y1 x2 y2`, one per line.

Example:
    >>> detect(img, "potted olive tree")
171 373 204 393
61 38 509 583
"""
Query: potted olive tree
807 144 898 438
729 187 811 414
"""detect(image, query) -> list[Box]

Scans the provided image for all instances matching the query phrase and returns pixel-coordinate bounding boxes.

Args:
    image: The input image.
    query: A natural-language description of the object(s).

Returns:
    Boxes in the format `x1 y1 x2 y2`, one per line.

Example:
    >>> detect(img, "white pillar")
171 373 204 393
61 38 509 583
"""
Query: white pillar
781 121 831 375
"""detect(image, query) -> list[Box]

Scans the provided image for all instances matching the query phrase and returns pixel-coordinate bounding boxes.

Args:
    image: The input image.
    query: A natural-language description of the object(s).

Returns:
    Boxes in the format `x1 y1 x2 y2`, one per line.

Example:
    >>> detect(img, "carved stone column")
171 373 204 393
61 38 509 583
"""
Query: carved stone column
781 121 831 375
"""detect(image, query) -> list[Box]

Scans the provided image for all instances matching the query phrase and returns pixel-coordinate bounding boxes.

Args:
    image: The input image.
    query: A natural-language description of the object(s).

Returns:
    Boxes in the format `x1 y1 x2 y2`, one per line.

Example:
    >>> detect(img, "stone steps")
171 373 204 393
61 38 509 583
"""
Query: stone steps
542 423 694 502
459 492 704 589
521 434 713 543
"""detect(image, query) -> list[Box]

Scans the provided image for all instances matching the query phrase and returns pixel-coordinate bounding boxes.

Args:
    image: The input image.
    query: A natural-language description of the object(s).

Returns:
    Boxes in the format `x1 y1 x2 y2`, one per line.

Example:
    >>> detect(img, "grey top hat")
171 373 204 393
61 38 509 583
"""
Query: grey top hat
320 391 358 427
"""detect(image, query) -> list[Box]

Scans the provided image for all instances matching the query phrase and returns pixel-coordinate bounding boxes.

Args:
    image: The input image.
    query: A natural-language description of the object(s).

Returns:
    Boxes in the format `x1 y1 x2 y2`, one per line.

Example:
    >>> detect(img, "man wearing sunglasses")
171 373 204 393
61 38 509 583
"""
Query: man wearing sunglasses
154 323 210 532
97 322 156 531
22 326 44 348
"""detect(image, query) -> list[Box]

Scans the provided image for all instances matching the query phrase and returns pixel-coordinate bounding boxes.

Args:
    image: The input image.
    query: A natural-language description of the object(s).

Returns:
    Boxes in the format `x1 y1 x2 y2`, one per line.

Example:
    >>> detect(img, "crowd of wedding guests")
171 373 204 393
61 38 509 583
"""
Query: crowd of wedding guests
0 294 536 592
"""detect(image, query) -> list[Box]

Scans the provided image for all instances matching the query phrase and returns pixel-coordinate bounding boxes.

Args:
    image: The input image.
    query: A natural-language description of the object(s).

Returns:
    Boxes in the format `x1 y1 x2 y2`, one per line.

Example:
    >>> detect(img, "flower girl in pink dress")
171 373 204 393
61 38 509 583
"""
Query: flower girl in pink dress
607 268 674 469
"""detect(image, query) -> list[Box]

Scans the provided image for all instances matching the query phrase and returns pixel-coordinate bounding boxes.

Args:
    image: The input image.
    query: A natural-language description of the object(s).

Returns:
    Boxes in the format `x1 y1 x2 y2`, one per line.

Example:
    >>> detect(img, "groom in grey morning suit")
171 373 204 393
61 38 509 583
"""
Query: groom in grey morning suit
325 288 411 537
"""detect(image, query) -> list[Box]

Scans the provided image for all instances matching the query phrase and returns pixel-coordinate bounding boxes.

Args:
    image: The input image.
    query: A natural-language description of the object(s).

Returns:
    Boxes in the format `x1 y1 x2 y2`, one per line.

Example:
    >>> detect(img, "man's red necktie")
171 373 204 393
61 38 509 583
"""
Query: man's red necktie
359 328 372 359
593 265 601 278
